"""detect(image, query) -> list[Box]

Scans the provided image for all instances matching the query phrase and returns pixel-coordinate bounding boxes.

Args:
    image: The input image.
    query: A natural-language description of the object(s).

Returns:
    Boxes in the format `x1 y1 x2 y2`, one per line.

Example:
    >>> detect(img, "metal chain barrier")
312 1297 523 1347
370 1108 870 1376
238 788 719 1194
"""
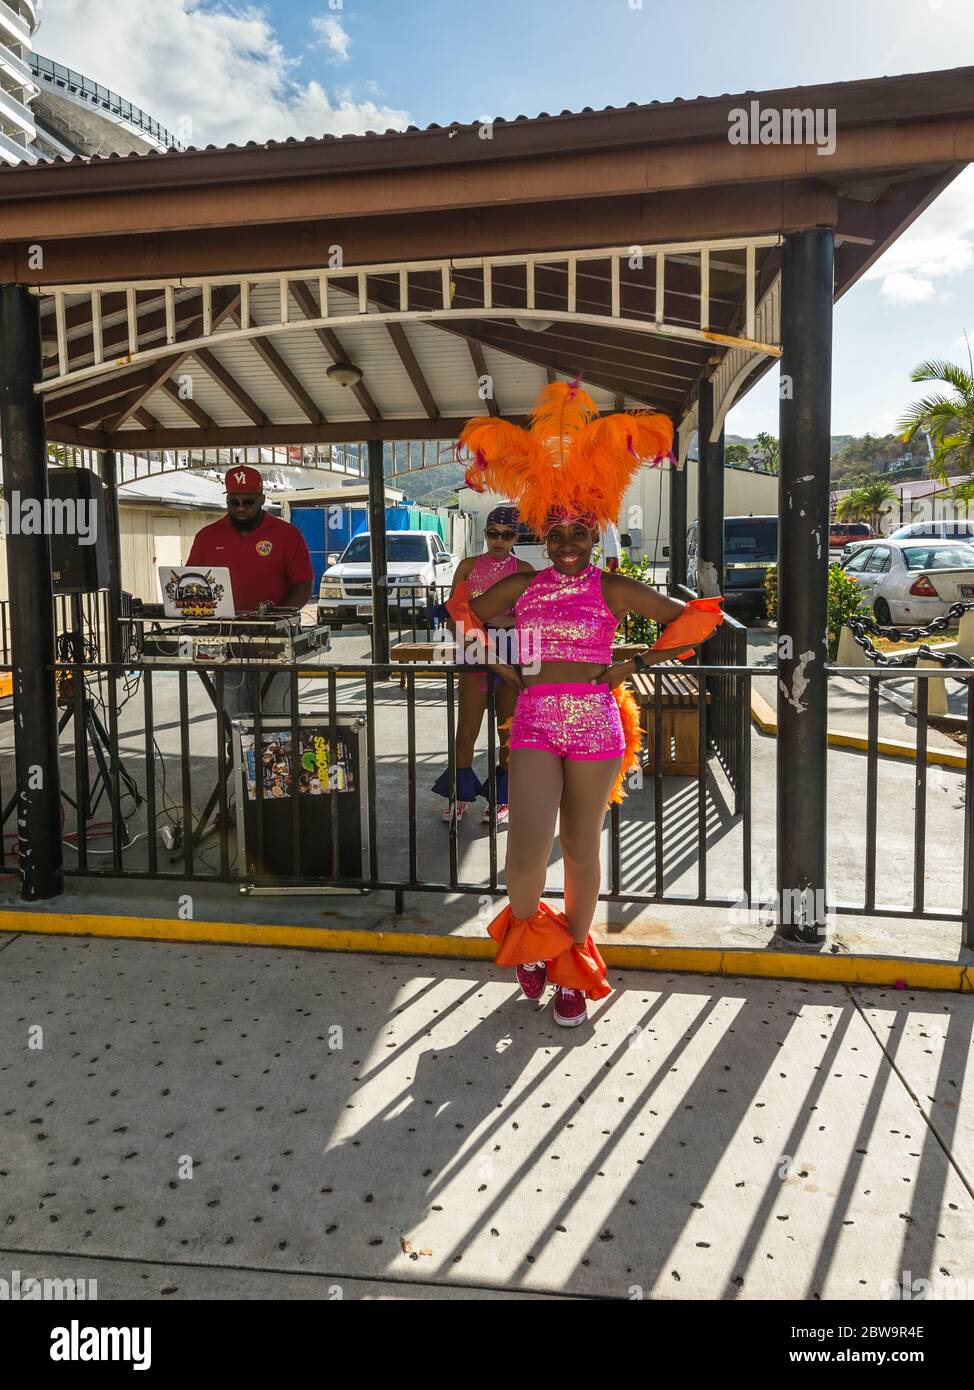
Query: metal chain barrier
846 601 974 668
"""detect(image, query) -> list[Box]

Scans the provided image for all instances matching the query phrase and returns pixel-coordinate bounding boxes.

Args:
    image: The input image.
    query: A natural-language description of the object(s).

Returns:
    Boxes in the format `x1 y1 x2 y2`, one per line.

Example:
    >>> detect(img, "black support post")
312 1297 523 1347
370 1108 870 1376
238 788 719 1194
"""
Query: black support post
668 454 687 594
776 227 834 943
367 438 390 664
0 286 64 900
696 380 723 596
98 448 122 664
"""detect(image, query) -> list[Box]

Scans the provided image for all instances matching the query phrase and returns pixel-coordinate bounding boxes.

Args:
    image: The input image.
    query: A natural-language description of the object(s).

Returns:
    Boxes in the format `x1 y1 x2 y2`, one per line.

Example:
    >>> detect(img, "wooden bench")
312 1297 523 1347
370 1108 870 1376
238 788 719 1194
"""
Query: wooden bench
390 642 650 684
631 663 711 777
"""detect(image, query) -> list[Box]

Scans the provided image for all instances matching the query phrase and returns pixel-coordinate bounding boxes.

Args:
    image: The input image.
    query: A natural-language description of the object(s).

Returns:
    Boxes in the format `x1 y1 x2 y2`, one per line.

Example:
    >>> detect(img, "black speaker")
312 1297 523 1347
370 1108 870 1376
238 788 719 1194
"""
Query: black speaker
47 468 110 594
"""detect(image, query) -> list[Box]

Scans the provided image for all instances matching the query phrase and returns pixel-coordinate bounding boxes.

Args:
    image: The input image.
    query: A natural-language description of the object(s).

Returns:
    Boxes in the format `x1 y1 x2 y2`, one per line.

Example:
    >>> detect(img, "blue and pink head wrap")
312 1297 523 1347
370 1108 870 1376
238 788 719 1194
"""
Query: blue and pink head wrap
486 505 520 529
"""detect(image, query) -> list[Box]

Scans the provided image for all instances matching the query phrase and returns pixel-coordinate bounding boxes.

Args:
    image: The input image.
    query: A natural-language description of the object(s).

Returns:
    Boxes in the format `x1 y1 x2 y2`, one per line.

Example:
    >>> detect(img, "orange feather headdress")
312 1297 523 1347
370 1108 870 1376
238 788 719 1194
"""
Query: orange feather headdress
459 380 673 536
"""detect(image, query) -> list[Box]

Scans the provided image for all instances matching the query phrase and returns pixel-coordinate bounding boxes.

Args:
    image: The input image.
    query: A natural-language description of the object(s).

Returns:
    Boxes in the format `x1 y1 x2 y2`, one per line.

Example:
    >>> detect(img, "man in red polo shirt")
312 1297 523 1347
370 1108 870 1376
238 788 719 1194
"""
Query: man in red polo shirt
188 465 313 612
188 465 314 715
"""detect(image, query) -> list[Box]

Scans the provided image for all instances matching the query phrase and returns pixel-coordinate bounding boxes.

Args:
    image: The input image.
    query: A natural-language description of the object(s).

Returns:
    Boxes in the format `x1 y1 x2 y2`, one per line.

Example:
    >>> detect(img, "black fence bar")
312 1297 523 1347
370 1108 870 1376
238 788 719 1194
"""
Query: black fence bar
106 670 124 873
327 669 340 878
697 671 707 901
486 676 498 890
178 671 193 877
70 663 89 873
653 671 664 897
365 669 379 885
406 668 418 884
913 678 929 916
964 684 974 950
215 670 230 879
742 671 752 907
143 671 158 877
289 670 301 877
446 668 458 887
864 676 879 913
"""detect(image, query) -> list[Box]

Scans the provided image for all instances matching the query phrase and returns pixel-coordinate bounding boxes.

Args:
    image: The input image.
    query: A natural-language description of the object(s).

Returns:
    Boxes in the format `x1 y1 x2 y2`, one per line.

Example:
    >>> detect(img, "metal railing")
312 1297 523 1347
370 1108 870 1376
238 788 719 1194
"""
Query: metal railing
29 54 183 150
677 584 749 809
41 657 973 948
51 658 756 913
0 591 112 666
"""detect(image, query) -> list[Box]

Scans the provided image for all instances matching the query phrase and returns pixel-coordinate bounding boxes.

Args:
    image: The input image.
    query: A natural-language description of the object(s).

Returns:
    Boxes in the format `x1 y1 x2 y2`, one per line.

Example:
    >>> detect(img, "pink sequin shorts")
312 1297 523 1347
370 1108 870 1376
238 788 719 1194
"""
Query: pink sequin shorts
509 683 625 760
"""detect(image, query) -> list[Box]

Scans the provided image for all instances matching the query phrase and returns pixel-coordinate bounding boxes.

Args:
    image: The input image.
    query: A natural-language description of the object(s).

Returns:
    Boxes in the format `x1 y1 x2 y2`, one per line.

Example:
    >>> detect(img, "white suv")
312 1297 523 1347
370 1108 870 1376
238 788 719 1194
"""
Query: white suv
317 530 457 627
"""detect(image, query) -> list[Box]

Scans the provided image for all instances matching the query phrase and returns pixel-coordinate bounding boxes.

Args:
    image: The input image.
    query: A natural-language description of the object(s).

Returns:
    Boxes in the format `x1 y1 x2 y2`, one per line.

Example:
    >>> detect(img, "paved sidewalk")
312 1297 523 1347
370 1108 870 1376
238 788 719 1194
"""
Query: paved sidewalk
0 932 971 1300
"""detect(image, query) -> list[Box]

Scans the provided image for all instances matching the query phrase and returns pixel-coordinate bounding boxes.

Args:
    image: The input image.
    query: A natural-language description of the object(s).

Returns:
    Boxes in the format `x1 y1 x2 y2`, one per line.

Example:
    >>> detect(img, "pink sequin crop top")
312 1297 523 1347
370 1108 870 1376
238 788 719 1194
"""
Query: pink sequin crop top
515 564 618 664
469 552 518 620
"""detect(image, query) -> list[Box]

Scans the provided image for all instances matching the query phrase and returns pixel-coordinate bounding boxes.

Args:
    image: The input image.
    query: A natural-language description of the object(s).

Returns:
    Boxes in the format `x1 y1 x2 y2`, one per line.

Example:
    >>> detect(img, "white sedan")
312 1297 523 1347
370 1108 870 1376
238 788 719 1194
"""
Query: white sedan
841 538 974 626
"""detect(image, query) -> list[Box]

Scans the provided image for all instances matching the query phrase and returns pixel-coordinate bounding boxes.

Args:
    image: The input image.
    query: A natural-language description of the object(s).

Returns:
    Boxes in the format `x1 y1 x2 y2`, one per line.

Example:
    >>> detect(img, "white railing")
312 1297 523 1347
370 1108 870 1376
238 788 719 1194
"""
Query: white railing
34 237 785 395
0 120 33 164
0 35 32 87
0 0 31 48
0 77 35 137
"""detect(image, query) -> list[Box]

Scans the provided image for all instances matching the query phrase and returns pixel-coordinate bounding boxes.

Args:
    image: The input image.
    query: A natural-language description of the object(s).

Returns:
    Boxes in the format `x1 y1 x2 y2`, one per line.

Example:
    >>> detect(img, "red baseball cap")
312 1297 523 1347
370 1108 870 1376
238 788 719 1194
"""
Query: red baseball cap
225 465 263 495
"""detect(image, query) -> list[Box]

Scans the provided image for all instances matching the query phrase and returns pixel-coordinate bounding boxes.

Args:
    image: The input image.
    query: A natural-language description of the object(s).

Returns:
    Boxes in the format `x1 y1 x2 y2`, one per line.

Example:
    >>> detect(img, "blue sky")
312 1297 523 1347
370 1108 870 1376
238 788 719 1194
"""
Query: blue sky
39 0 974 439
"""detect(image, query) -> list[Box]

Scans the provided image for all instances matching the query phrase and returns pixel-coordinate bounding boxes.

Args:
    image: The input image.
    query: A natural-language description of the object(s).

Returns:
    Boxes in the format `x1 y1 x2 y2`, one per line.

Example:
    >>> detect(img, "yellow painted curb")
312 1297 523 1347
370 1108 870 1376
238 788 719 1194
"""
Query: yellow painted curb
750 689 965 769
0 909 970 993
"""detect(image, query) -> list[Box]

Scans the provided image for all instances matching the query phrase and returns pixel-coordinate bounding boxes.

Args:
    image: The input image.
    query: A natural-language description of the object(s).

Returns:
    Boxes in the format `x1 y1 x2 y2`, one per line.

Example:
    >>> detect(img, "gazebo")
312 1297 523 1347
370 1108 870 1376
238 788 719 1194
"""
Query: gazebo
1 65 973 932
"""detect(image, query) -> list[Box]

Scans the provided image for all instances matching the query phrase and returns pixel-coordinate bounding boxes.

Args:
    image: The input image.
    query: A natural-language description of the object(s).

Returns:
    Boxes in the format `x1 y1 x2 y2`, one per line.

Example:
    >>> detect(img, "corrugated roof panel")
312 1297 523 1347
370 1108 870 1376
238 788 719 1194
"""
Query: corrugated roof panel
398 322 483 417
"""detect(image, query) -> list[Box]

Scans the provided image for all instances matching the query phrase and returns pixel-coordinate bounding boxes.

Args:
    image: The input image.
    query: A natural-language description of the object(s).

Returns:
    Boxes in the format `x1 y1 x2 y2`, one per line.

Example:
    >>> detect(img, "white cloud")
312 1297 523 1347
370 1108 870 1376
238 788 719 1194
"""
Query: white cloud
864 165 974 306
36 0 409 147
313 16 351 63
879 272 936 306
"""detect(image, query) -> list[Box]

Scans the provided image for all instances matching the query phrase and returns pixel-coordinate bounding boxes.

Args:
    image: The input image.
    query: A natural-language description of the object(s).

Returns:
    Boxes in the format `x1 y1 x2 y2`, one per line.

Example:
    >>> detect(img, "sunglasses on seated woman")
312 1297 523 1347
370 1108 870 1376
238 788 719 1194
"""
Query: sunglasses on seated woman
485 527 517 541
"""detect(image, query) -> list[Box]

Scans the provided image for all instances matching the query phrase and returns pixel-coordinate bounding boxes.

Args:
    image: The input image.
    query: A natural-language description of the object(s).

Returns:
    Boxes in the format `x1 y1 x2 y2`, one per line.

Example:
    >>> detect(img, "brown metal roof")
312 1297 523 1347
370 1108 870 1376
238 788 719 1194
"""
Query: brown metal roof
4 65 973 452
2 65 973 196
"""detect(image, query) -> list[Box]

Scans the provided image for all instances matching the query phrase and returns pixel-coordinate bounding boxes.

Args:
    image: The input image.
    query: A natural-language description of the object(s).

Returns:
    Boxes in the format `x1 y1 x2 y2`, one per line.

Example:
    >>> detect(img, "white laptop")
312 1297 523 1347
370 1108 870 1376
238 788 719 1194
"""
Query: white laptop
159 565 236 620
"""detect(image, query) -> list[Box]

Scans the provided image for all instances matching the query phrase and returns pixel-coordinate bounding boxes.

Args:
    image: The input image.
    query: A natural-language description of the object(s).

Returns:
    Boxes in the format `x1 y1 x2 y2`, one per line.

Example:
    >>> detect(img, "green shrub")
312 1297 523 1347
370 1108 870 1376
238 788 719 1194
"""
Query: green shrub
764 562 868 660
616 553 660 645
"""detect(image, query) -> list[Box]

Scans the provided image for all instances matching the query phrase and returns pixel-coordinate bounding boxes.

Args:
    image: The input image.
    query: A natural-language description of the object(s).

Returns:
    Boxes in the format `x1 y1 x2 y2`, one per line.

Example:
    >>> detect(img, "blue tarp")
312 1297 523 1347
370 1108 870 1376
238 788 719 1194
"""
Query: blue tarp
289 504 446 588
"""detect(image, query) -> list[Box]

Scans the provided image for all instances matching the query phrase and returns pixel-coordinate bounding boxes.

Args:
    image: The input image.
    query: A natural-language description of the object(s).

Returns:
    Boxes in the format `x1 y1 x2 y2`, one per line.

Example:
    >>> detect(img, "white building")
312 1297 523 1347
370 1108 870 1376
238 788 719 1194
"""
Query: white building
0 0 38 165
0 0 179 166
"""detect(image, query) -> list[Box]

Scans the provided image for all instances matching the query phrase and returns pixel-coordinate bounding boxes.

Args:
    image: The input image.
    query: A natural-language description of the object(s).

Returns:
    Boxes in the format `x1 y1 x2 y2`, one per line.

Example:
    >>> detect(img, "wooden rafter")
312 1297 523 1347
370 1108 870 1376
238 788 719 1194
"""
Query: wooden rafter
161 376 215 430
195 348 266 426
466 338 498 417
386 323 439 419
229 311 323 424
104 289 241 433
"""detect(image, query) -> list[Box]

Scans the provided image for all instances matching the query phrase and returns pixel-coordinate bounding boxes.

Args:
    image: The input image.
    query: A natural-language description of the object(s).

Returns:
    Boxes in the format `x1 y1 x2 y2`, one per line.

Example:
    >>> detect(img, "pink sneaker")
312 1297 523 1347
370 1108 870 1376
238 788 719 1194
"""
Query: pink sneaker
481 803 509 825
441 800 469 824
553 986 587 1027
515 960 547 1000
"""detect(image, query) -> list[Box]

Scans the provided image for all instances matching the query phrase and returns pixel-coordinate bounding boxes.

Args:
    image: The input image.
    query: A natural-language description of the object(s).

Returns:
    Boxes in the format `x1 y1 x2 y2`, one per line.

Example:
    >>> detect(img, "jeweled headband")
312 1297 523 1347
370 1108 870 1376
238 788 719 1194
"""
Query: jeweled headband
542 507 597 537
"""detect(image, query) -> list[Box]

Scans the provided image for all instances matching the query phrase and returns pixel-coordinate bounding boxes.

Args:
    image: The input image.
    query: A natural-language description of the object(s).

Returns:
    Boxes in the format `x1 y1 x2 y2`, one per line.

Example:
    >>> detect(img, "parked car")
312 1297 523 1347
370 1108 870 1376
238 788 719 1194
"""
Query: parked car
687 514 778 621
829 521 873 551
840 518 974 564
840 538 974 626
317 530 458 627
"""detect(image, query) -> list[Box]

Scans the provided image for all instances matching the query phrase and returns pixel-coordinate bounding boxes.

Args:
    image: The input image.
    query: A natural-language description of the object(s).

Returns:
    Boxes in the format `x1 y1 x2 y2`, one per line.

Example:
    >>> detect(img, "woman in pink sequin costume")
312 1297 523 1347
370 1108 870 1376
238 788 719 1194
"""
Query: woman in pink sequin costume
469 515 701 1025
431 506 534 825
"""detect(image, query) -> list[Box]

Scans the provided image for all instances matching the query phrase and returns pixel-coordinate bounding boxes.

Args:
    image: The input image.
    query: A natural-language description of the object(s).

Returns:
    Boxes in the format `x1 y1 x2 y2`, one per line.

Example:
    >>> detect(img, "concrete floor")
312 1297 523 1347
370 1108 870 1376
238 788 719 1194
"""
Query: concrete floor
0 930 971 1300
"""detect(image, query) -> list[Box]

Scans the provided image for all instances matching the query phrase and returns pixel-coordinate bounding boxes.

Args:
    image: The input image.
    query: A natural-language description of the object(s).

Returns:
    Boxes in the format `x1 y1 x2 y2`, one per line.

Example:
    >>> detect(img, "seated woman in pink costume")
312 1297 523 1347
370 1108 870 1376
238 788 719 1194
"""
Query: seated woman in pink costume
430 505 533 825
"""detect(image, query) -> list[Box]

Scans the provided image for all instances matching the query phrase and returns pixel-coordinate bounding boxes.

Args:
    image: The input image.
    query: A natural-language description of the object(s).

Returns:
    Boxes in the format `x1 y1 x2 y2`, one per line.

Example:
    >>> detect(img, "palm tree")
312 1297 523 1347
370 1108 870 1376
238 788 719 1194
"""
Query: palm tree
898 342 974 482
835 480 895 533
